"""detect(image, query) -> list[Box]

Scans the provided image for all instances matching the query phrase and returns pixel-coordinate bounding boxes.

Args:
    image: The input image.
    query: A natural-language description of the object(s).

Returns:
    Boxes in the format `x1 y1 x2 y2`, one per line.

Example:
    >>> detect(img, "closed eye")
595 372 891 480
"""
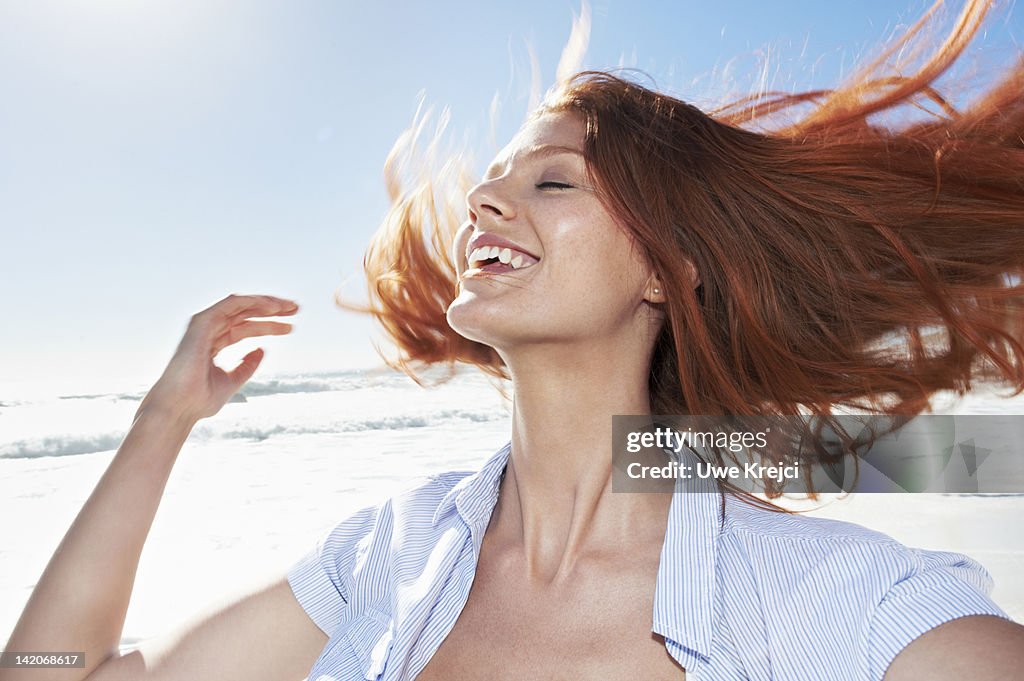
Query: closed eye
536 181 574 190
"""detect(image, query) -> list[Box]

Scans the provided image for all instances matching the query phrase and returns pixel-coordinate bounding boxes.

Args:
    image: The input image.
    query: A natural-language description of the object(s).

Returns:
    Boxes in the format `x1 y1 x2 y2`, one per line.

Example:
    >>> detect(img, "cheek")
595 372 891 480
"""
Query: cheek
554 224 646 296
451 222 473 268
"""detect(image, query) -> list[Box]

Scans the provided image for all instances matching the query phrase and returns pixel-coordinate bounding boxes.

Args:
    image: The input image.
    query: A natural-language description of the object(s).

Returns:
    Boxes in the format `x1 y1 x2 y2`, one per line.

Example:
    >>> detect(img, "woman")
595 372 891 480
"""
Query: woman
4 0 1024 679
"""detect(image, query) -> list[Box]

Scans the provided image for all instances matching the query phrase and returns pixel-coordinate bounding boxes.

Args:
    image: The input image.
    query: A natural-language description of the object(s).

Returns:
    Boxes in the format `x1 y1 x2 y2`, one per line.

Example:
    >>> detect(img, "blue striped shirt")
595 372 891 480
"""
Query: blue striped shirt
287 442 1010 680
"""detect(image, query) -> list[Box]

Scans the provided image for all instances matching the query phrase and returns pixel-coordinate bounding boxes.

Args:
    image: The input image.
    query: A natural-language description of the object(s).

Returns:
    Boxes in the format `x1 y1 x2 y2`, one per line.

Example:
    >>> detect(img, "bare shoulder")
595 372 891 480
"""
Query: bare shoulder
84 574 327 681
883 615 1024 681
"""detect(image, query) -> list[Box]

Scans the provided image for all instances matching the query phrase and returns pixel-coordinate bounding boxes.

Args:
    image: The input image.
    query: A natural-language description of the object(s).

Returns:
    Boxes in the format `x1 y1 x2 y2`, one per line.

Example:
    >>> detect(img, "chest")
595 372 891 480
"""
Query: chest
414 542 686 680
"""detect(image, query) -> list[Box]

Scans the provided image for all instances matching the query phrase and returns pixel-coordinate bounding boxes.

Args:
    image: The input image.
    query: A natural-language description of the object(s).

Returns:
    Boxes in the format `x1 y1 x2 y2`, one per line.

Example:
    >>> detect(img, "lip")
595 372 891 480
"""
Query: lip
465 232 541 265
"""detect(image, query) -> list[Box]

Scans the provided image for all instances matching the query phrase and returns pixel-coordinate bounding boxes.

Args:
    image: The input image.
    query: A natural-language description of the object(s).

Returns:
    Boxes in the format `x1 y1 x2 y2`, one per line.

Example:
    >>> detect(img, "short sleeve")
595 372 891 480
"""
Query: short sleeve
867 548 1011 680
286 503 381 637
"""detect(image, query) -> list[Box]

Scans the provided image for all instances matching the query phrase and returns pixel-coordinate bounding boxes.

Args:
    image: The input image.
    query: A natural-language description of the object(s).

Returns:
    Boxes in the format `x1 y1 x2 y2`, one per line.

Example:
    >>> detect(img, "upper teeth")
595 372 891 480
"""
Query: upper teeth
468 245 535 270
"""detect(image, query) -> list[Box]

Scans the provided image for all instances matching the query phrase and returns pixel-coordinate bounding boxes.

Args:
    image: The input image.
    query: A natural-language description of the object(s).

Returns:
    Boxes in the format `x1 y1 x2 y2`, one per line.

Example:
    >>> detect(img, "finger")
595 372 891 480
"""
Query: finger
194 295 299 326
212 320 294 355
225 298 301 323
227 347 264 388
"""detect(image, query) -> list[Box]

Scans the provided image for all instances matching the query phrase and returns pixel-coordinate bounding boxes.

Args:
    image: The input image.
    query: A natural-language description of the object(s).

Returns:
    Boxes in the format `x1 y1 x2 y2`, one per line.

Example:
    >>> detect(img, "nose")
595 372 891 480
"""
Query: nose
466 178 516 224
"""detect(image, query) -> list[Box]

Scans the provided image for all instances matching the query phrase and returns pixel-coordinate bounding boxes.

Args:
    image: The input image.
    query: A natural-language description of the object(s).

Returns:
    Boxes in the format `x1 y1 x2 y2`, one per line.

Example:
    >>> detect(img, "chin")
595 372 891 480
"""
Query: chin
445 294 496 347
447 293 542 351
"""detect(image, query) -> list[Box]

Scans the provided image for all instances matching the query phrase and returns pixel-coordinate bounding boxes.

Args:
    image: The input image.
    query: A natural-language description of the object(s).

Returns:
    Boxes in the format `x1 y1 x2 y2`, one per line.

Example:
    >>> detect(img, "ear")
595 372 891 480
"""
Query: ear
644 274 666 304
684 259 702 289
644 261 700 303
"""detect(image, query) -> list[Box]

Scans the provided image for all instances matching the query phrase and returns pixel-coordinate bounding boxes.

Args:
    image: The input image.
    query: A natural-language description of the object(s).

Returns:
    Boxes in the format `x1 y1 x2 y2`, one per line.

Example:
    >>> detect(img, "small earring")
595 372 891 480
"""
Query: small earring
653 288 661 294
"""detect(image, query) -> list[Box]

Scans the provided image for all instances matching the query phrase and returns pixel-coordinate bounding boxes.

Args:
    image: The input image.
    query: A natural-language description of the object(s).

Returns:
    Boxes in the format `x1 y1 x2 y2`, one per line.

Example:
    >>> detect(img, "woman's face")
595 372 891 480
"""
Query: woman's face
446 110 660 354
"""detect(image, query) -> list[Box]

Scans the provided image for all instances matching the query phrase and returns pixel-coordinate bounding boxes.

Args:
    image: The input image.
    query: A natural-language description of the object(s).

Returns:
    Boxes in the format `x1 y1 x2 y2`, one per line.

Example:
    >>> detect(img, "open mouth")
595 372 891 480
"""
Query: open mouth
466 245 540 274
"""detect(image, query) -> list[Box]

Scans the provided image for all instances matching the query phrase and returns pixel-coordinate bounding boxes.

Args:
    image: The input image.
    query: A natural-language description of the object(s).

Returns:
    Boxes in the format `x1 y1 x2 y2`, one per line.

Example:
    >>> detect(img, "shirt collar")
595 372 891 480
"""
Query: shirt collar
430 440 722 663
431 441 511 531
651 446 724 665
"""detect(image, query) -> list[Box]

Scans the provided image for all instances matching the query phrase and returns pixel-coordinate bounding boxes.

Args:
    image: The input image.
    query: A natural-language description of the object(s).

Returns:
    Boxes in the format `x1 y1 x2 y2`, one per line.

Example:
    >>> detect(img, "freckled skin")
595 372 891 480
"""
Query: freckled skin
447 112 656 356
415 511 687 680
419 113 687 679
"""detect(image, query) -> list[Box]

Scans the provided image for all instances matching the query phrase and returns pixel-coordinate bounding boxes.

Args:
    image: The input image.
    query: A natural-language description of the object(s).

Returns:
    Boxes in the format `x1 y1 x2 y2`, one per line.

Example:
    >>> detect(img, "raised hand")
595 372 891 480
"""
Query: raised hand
135 294 299 424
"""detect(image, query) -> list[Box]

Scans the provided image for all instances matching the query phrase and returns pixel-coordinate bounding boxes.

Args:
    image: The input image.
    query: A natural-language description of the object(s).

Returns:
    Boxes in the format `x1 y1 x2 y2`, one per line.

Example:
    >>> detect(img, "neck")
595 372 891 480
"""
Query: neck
491 340 672 584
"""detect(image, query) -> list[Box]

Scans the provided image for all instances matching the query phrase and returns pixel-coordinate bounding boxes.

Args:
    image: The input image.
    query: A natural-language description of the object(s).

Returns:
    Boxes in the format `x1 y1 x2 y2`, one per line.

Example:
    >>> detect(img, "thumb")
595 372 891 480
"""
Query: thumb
228 347 264 388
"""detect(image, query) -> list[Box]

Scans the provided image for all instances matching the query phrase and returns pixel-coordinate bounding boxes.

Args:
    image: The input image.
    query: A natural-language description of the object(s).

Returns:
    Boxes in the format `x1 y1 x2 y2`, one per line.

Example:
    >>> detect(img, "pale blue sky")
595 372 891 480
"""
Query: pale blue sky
1 0 1020 393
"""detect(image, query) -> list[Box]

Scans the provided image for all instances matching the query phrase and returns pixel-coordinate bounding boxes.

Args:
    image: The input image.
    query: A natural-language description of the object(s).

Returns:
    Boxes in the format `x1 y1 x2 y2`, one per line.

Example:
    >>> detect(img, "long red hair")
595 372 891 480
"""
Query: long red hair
350 0 1024 495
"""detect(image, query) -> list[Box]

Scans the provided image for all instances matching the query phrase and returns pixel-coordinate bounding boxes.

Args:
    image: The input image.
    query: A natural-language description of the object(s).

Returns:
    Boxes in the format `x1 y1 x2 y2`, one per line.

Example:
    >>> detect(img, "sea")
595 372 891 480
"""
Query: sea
2 367 1022 655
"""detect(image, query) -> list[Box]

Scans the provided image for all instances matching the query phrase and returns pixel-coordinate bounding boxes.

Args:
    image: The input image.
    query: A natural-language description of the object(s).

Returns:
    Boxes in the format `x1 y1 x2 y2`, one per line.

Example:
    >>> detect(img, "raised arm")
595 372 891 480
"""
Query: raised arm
81 575 328 681
0 294 323 681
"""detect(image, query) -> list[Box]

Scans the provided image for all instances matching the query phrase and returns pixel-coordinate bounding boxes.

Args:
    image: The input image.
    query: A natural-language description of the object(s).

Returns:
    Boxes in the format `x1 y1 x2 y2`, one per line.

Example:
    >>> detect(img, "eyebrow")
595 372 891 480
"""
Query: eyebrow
483 144 584 180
